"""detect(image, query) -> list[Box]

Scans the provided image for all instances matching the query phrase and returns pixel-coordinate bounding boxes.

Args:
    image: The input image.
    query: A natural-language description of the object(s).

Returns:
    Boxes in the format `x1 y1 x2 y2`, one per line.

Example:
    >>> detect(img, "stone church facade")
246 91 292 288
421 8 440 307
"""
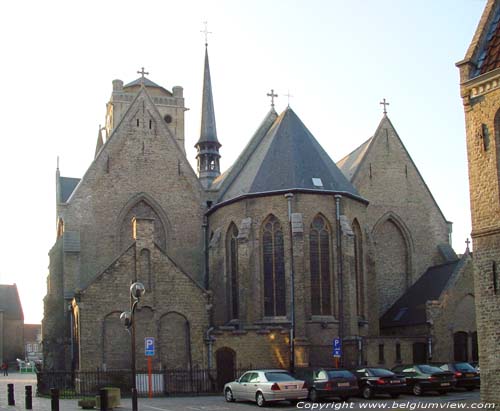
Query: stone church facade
43 42 476 378
457 0 500 404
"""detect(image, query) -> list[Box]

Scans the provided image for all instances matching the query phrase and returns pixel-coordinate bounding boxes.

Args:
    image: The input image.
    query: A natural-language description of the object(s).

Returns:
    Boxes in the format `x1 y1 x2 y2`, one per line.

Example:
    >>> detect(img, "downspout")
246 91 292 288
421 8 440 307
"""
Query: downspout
285 193 295 373
335 194 344 367
205 326 215 369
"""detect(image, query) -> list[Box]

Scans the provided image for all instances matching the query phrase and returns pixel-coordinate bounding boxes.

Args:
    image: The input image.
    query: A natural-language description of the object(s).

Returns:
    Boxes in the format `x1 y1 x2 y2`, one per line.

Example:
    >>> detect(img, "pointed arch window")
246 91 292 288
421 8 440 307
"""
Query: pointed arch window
262 215 286 317
310 215 333 316
226 223 239 320
353 219 365 318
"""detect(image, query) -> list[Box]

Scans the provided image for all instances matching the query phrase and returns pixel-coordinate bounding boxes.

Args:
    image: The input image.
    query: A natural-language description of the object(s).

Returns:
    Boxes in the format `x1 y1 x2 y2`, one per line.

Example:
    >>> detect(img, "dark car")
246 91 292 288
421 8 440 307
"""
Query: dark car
351 367 407 399
434 362 480 391
294 368 358 402
392 364 456 396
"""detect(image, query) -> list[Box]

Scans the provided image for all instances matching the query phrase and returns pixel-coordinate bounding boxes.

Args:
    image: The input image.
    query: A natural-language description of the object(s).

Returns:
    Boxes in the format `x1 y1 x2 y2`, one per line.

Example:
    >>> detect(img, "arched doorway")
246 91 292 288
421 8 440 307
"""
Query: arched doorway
412 342 427 363
454 332 468 362
216 347 236 391
471 332 478 362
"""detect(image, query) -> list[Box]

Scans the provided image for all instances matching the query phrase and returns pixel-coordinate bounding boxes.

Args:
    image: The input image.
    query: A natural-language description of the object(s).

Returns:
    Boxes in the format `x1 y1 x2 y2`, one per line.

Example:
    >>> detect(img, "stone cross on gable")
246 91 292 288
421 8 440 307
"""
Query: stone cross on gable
137 67 149 85
466 238 471 251
267 89 278 108
380 98 390 115
201 21 212 46
284 90 293 107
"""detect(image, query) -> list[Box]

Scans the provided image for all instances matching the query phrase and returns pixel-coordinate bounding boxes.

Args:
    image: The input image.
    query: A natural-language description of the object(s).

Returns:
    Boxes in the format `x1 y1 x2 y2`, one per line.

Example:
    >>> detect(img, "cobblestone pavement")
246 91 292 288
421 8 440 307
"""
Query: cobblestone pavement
0 373 484 411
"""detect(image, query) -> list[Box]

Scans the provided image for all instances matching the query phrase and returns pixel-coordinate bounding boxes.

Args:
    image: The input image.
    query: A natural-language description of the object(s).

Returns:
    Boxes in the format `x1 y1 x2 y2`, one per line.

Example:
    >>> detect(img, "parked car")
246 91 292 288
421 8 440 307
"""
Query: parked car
434 362 480 391
392 364 456 396
224 369 308 407
294 367 358 402
351 367 407 399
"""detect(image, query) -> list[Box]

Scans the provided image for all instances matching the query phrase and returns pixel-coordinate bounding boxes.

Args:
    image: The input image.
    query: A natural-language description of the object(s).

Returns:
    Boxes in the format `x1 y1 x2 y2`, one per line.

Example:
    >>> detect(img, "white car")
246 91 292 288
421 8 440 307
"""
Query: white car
224 369 308 407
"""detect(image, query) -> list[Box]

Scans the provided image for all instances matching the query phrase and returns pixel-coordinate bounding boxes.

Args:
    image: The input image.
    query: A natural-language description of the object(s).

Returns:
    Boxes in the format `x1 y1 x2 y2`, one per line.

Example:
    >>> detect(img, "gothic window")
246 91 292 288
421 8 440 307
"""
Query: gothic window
310 215 333 316
262 215 286 317
353 219 365 318
471 332 478 362
226 223 239 320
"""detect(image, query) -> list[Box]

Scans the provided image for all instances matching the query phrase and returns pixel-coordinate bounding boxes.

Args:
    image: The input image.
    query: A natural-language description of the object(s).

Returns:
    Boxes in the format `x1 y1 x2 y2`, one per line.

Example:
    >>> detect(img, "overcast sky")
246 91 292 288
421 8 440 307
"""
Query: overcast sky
0 0 486 323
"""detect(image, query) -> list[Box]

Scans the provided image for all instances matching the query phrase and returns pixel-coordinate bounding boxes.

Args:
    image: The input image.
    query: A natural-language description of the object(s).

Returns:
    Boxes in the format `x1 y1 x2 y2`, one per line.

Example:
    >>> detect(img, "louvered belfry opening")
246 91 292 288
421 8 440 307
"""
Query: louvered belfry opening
262 215 286 317
310 215 333 316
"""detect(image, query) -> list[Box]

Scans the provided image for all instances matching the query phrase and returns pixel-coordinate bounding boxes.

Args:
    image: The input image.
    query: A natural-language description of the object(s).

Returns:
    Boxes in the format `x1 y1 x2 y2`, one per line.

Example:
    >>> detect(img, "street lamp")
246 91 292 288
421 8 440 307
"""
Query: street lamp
121 282 145 411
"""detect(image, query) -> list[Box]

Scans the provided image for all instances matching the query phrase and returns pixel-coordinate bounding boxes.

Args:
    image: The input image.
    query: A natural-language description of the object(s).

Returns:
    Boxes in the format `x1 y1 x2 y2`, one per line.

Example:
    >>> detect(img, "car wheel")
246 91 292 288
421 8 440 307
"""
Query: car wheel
413 383 423 396
224 388 235 402
256 392 266 407
363 386 373 399
309 388 319 403
390 394 400 399
340 396 350 402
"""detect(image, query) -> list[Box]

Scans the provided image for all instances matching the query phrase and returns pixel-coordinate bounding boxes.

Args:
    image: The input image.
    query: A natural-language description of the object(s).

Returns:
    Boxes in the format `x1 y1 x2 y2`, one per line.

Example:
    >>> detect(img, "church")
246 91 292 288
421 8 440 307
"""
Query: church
42 39 476 380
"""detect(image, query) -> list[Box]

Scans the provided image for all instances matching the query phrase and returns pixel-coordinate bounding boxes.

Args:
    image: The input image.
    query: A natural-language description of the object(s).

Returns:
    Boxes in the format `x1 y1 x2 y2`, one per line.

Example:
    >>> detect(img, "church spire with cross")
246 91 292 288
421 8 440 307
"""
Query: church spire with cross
195 22 221 189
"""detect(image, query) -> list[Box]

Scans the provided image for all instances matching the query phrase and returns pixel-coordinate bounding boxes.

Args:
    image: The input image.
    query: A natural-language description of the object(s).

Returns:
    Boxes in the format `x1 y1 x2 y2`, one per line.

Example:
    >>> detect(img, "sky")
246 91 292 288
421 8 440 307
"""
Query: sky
0 0 486 324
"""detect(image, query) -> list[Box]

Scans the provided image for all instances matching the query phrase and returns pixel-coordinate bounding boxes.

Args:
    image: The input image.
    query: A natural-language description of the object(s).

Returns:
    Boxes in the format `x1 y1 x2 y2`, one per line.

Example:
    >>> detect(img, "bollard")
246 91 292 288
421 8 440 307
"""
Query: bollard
25 385 33 409
99 388 108 411
7 383 15 406
50 388 59 411
131 387 138 411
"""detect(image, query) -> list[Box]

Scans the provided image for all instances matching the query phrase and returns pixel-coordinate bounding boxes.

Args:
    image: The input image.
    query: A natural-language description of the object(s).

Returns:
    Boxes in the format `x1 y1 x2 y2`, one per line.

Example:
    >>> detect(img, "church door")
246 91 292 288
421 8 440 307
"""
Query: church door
412 342 427 363
216 347 236 391
453 332 468 362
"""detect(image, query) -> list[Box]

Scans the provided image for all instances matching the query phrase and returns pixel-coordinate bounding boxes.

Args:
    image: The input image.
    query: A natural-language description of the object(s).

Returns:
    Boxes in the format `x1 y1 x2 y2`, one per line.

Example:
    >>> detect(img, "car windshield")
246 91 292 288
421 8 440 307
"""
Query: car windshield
418 365 444 374
370 368 394 377
455 363 476 372
327 370 354 378
265 372 295 381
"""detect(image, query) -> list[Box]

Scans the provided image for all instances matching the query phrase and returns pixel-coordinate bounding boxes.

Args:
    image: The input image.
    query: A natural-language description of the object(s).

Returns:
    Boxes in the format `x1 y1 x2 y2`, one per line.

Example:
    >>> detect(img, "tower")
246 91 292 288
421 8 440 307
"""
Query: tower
457 0 500 404
195 44 221 189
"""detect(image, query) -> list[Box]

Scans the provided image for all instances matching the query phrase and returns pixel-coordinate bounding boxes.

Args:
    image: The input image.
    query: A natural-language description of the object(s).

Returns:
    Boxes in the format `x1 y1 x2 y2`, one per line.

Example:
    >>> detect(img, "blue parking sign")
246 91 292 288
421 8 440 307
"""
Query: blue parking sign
333 338 341 357
145 337 155 356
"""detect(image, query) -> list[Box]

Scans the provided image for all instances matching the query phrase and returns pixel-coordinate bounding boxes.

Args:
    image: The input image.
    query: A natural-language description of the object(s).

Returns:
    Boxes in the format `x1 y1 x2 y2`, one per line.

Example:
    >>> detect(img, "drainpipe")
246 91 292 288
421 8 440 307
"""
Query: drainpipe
335 194 344 367
285 193 295 373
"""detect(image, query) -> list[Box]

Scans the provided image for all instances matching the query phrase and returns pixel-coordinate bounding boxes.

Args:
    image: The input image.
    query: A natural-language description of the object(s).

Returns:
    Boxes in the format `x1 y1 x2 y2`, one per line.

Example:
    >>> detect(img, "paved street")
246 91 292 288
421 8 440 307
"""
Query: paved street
0 373 485 411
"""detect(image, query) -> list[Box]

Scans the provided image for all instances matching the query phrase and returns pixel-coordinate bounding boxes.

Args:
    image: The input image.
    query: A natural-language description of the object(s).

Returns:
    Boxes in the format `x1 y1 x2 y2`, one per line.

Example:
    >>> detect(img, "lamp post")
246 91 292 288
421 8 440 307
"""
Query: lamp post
120 282 145 411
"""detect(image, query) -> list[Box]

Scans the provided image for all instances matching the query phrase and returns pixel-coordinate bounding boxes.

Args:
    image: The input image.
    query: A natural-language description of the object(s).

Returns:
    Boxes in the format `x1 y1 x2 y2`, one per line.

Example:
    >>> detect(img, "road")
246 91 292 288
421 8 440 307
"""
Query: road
0 373 485 411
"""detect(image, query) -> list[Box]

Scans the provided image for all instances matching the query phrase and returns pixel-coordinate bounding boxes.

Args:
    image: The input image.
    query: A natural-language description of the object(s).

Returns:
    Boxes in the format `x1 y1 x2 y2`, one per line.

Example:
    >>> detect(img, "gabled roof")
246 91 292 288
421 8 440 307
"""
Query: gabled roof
459 0 500 78
337 137 373 181
0 284 24 320
380 259 463 329
124 77 167 90
213 107 362 205
59 176 80 203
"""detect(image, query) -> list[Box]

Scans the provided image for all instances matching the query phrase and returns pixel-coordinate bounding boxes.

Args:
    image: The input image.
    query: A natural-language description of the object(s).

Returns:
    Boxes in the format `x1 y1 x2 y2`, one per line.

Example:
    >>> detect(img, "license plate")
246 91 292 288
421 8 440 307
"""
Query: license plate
391 380 400 384
284 385 297 389
441 383 450 386
337 382 350 387
466 374 475 377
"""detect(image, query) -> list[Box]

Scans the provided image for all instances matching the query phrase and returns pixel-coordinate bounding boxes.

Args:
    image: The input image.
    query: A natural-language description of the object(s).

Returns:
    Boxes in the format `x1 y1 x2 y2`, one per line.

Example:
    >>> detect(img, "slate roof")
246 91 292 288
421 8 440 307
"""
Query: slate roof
380 260 461 329
213 107 362 204
0 284 24 320
336 137 373 181
479 4 500 74
124 77 165 89
59 177 80 203
196 46 220 146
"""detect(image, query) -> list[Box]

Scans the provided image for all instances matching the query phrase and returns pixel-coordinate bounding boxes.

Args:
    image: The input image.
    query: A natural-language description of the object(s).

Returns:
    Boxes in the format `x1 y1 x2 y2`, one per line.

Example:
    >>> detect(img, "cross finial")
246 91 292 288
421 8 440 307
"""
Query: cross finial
201 21 212 46
465 238 471 251
137 67 149 84
380 98 390 115
267 89 278 108
284 90 293 107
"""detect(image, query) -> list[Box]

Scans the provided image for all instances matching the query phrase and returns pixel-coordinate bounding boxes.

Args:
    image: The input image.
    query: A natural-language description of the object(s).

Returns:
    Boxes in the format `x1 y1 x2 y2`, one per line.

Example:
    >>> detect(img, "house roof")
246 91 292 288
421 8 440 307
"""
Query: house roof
59 176 80 203
213 107 362 204
24 324 41 342
336 137 373 181
380 260 462 329
0 284 24 320
479 5 500 74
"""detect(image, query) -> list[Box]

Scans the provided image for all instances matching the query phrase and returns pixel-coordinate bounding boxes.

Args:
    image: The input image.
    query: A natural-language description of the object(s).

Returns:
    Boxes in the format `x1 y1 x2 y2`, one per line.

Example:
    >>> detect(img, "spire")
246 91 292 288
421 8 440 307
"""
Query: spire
196 40 221 189
95 125 104 158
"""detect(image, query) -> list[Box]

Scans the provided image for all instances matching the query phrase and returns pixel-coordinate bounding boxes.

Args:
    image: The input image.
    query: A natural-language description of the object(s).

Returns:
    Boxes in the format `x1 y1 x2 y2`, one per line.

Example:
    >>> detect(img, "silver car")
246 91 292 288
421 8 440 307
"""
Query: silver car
224 369 308 407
